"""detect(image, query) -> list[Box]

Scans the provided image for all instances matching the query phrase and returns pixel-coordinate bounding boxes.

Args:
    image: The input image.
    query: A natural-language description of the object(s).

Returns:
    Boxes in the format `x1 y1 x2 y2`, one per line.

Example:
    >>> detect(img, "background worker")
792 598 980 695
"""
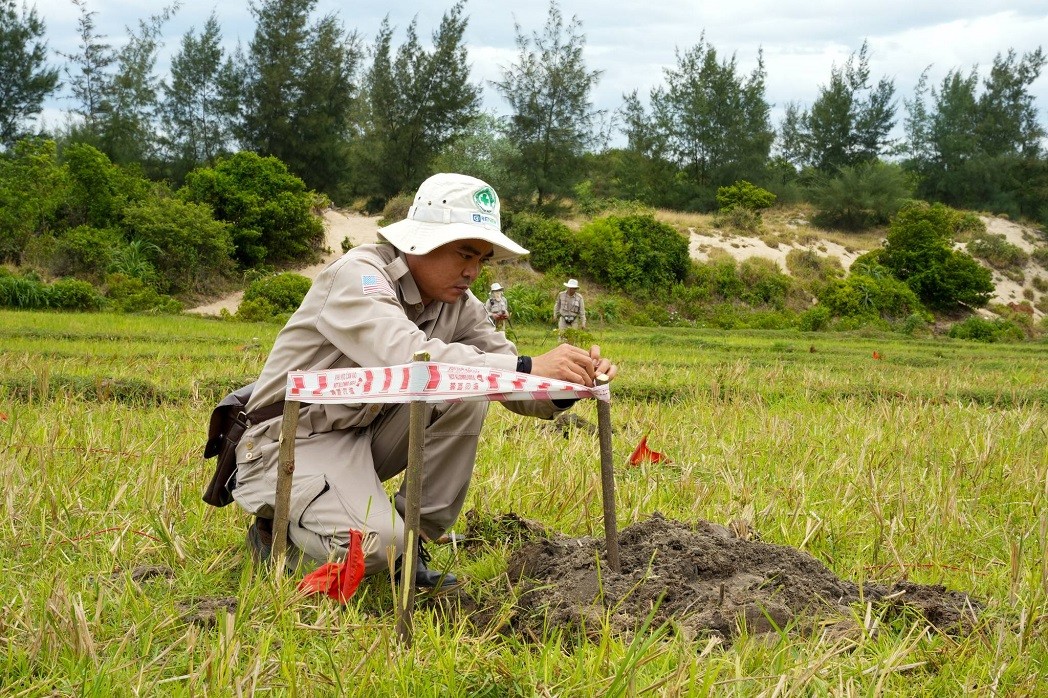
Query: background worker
485 282 510 332
230 173 616 588
554 278 586 342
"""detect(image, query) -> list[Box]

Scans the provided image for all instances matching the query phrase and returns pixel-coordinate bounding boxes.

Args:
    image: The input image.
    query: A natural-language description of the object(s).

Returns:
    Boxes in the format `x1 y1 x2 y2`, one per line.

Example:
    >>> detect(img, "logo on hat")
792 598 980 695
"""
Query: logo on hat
473 186 497 213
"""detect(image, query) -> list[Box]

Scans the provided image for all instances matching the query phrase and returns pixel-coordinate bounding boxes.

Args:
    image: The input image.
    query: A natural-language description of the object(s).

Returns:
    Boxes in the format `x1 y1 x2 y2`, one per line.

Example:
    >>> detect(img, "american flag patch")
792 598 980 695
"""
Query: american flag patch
361 274 395 296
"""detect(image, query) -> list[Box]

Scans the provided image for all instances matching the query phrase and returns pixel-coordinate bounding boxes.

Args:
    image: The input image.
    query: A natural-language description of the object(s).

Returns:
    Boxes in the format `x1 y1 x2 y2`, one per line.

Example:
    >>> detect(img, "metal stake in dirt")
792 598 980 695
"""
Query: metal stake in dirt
595 373 620 573
273 400 301 564
396 351 429 645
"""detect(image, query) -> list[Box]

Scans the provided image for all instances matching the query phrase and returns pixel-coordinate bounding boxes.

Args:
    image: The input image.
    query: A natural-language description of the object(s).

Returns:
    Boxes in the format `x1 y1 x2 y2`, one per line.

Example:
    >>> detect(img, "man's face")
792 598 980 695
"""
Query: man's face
407 238 494 305
567 288 576 295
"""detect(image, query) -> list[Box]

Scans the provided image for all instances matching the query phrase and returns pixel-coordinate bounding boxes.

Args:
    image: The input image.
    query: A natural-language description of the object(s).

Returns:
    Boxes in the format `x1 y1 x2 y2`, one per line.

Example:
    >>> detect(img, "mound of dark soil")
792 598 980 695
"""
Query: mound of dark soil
490 513 981 644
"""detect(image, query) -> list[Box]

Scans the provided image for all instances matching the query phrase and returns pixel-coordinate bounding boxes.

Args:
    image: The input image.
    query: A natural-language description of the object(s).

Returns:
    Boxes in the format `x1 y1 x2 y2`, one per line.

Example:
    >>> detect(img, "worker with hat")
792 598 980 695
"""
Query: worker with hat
228 173 617 588
485 282 510 332
554 278 586 342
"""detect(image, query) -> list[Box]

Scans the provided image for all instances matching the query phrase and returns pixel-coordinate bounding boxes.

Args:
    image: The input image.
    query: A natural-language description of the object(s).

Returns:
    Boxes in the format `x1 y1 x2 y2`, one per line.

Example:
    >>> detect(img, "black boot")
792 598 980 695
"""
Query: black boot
396 539 459 588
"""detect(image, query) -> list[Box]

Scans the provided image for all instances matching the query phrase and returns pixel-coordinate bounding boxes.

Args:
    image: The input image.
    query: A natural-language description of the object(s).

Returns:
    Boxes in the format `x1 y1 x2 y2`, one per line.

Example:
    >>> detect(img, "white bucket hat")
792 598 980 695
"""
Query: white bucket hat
378 173 528 262
490 282 503 291
564 278 580 288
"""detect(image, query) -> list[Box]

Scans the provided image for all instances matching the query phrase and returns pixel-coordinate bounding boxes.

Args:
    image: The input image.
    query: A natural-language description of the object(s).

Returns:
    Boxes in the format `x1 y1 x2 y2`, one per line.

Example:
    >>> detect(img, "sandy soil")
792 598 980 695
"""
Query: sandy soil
689 214 1046 319
189 209 1045 320
185 209 381 316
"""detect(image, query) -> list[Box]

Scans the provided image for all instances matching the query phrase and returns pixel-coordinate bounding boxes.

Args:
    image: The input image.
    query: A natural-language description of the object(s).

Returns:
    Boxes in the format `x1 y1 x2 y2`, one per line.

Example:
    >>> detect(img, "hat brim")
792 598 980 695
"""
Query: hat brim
378 219 528 262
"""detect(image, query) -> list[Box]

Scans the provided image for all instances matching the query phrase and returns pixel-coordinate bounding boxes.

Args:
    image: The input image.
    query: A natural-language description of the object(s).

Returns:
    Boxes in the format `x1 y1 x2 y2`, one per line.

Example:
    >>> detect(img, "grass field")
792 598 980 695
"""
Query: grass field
1 309 1046 696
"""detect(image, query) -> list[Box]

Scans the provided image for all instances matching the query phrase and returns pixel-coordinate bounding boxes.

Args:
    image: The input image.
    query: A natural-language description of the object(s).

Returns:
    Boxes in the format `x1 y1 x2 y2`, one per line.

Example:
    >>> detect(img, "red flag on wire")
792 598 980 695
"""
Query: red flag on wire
298 529 366 603
629 434 670 466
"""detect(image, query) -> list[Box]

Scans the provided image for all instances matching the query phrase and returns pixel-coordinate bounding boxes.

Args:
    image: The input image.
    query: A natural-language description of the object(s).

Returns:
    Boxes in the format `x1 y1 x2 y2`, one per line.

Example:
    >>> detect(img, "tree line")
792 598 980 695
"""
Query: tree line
2 0 1046 226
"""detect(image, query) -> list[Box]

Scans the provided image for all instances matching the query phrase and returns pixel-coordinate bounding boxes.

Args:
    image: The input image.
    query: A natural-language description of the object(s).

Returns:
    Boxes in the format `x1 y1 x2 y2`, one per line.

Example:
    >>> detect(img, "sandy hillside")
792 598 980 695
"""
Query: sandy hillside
688 214 1046 320
190 208 1046 320
186 209 381 316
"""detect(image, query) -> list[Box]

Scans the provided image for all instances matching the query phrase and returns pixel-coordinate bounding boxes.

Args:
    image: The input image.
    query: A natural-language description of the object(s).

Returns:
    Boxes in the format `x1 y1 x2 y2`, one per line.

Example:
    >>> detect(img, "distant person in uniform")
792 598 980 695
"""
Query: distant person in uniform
485 282 509 332
554 278 586 342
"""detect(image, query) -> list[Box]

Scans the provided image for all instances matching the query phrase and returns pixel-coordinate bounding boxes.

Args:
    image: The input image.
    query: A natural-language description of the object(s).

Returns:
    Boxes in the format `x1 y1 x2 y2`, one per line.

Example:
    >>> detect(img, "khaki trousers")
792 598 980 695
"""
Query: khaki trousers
233 400 488 573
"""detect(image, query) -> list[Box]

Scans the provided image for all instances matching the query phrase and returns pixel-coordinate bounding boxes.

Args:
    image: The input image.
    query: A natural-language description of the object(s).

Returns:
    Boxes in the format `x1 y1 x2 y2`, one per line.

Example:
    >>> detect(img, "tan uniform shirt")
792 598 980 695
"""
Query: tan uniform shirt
235 242 564 571
555 290 586 328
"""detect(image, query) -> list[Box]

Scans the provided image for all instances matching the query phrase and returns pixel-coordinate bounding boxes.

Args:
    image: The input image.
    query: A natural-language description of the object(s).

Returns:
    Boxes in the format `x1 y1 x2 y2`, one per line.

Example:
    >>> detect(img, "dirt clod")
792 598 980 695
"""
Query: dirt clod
494 513 982 644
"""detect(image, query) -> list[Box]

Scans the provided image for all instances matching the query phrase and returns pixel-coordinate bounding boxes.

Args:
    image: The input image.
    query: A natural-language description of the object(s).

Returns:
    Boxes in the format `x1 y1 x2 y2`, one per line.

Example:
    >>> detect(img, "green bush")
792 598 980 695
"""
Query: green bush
785 249 844 282
378 195 413 227
810 160 912 231
103 274 183 314
967 233 1029 270
503 284 552 324
0 271 48 308
738 257 793 308
947 316 1026 343
62 143 150 229
238 273 312 321
49 225 124 281
508 213 580 273
819 271 924 320
716 180 776 212
180 152 325 268
577 214 689 292
1031 246 1048 267
121 197 235 294
799 305 831 331
0 138 69 263
47 278 102 310
713 206 762 232
879 202 994 310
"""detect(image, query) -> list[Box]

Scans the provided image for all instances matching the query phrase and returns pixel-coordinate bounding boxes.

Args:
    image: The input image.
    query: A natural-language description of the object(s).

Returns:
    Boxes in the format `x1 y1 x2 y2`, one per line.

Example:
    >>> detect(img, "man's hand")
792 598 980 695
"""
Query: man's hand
531 344 618 387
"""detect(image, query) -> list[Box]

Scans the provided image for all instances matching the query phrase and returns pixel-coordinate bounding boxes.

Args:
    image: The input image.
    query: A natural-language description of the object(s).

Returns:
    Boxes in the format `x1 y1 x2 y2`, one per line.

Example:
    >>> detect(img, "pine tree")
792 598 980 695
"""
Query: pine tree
355 1 480 198
236 0 361 197
0 0 60 148
160 14 232 180
494 1 602 207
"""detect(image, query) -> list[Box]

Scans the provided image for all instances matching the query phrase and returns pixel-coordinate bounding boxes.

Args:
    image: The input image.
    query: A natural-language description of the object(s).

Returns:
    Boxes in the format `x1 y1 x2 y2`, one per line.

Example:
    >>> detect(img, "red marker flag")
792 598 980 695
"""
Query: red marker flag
629 434 671 466
298 529 366 603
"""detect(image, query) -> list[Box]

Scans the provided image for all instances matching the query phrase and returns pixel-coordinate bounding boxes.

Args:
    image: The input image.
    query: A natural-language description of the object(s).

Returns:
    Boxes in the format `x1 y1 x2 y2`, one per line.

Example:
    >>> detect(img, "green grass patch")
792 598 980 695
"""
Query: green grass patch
1 310 1046 695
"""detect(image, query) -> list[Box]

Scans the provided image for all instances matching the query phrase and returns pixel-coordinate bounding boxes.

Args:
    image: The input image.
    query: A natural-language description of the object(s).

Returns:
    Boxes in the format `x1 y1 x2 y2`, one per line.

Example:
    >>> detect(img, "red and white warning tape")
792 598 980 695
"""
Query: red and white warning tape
286 362 610 404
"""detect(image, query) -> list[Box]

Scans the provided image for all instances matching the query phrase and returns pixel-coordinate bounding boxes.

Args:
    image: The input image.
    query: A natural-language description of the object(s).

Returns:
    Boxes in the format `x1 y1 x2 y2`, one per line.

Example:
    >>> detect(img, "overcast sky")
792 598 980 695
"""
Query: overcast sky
29 0 1048 141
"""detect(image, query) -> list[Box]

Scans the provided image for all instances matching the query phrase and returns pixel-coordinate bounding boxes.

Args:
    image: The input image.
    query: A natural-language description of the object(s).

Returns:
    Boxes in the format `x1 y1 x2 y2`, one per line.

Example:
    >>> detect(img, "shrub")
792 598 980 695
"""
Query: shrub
577 214 689 292
180 152 325 268
508 213 580 273
239 273 312 320
103 274 183 314
0 138 69 263
62 142 150 228
810 160 912 231
947 316 1025 343
1031 246 1048 266
819 271 924 320
503 284 552 324
785 248 844 282
47 278 102 310
716 180 776 212
49 225 124 281
799 305 831 331
738 257 792 308
378 195 412 227
121 197 235 293
713 206 762 232
966 232 1029 270
879 202 994 310
0 271 48 308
